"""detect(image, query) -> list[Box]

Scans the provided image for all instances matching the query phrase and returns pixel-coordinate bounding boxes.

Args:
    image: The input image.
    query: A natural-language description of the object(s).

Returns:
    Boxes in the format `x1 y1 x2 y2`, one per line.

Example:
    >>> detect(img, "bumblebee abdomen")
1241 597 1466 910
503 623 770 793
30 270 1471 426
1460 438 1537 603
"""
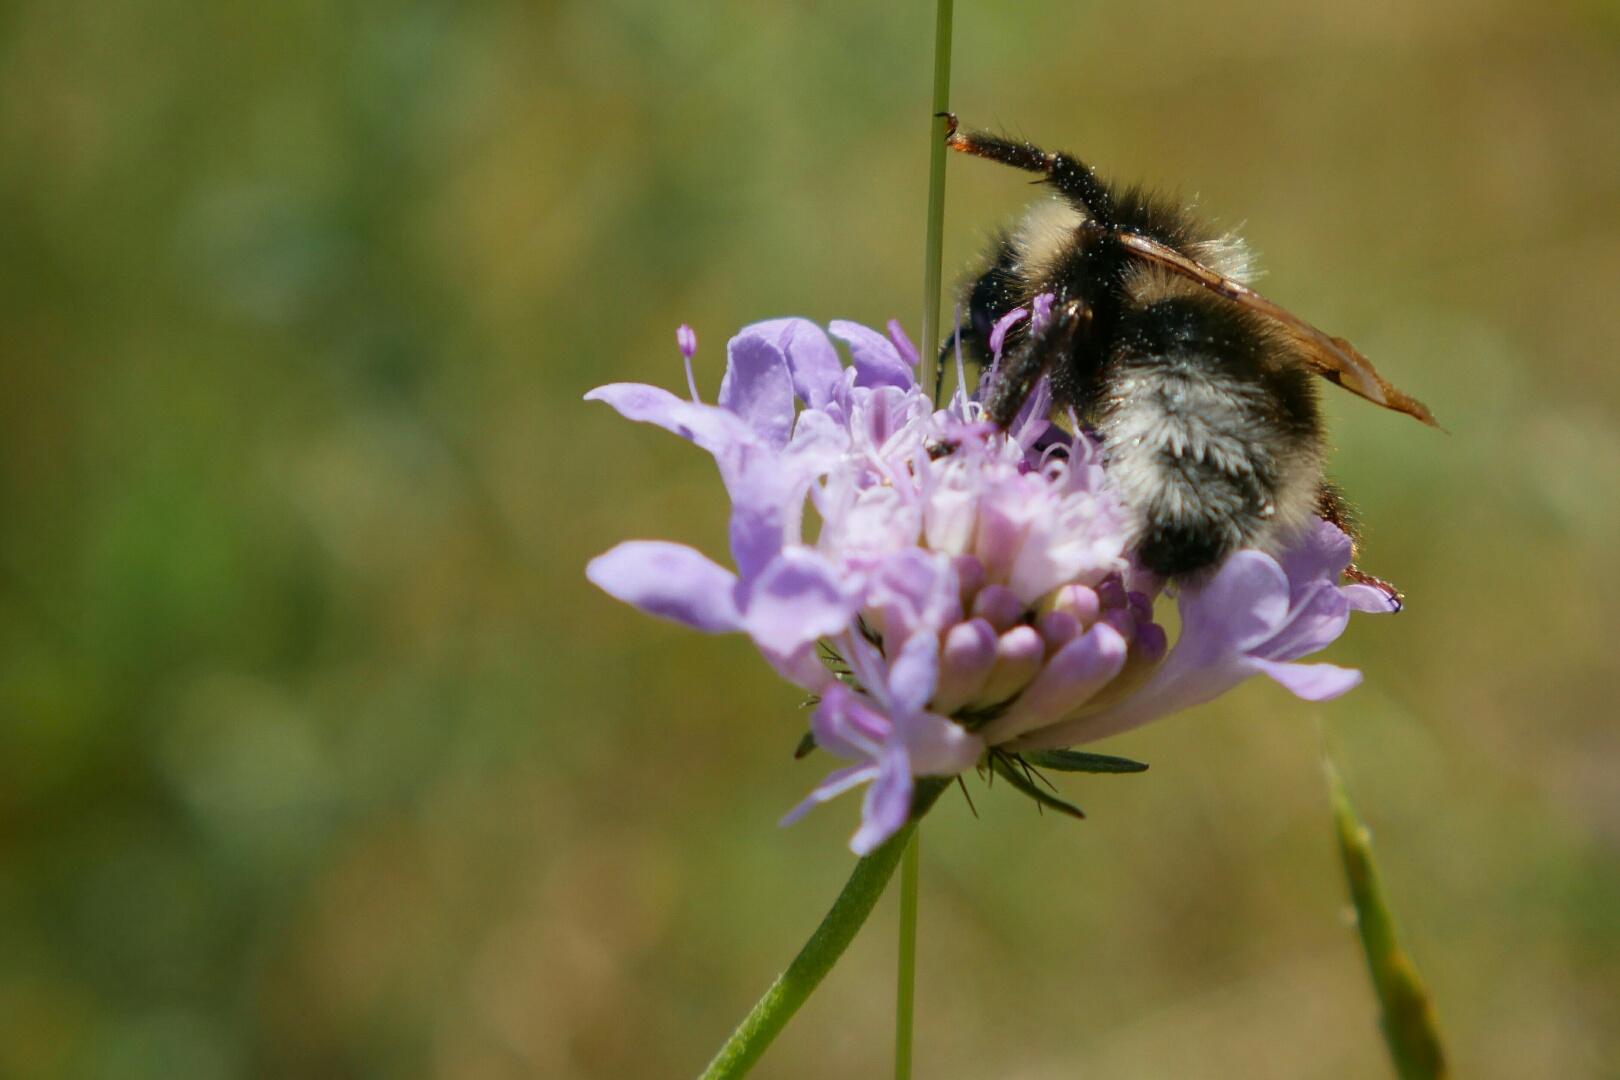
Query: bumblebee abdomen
1103 291 1325 578
1117 445 1283 578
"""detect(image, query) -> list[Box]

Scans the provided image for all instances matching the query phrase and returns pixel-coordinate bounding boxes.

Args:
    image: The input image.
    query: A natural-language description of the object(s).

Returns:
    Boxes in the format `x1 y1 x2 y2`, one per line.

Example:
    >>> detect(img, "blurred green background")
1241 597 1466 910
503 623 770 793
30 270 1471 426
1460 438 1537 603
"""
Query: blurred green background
3 0 1619 1076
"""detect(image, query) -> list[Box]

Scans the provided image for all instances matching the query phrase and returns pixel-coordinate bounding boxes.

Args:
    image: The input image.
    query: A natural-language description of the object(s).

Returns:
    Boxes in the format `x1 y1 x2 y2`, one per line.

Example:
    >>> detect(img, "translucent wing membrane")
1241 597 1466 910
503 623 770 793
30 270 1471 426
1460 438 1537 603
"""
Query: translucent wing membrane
1116 232 1440 428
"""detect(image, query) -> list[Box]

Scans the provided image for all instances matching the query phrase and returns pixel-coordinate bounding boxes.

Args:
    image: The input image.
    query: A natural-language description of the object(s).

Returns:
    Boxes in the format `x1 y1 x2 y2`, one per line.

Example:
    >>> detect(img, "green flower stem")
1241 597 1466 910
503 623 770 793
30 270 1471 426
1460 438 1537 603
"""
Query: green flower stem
701 7 959 1075
920 0 955 400
696 778 952 1080
893 827 921 1080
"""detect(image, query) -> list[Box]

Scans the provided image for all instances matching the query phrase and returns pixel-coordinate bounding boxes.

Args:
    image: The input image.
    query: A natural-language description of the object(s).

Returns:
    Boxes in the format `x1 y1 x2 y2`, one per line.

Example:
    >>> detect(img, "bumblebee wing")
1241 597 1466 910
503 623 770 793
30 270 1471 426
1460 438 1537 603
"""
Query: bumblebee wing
1117 232 1439 428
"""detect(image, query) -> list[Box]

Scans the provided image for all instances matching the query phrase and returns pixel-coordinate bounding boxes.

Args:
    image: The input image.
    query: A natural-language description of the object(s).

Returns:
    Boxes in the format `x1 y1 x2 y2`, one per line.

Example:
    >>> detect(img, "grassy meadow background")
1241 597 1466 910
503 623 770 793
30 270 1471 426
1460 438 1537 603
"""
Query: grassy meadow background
3 0 1619 1076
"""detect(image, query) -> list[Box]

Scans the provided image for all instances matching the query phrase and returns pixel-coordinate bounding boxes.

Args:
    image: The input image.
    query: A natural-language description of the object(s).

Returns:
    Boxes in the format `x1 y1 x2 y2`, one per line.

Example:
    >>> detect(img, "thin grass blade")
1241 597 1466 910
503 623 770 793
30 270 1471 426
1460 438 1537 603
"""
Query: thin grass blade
1327 758 1449 1080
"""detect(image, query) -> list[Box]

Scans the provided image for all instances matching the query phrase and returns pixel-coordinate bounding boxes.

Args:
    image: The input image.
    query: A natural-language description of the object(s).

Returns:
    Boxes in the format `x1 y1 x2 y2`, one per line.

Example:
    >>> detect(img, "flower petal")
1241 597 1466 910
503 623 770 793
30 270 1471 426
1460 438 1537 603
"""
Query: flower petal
898 711 983 776
810 683 890 760
719 334 795 449
1345 582 1402 614
717 443 797 581
1276 518 1400 616
932 618 998 715
988 306 1028 360
1007 377 1054 450
1177 551 1292 656
1277 518 1355 597
886 631 941 717
1015 548 1365 750
780 762 880 827
585 383 754 454
831 320 913 390
886 320 920 368
851 746 913 855
716 417 843 584
763 641 838 694
741 548 857 656
1256 583 1352 662
977 622 1129 744
865 550 962 647
784 407 850 465
1251 658 1363 700
586 542 742 632
740 318 845 409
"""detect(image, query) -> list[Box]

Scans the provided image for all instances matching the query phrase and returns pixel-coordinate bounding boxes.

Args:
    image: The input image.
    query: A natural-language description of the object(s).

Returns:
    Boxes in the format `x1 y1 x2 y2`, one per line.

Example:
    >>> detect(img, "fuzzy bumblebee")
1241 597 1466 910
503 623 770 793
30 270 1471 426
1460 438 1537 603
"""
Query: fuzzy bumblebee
943 116 1436 584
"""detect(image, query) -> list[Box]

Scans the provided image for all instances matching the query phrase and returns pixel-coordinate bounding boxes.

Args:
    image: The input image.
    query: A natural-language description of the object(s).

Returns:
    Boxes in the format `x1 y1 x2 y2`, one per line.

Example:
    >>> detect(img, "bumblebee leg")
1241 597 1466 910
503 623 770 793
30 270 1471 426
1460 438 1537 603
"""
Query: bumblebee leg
944 120 1114 222
966 236 1021 342
1317 482 1403 608
1315 481 1360 541
937 234 1022 405
933 324 953 407
985 299 1090 428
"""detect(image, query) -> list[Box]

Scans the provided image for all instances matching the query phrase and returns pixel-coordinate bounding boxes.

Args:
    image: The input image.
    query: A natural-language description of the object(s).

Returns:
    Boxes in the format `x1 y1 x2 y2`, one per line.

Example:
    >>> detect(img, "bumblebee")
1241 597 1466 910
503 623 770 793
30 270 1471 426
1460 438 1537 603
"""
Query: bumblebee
941 116 1436 587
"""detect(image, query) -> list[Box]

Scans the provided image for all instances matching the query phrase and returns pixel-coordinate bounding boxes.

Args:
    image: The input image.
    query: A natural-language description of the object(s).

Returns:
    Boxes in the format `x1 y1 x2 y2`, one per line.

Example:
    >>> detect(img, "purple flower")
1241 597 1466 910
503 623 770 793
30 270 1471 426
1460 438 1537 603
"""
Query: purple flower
780 632 979 853
1011 518 1393 751
587 316 1392 853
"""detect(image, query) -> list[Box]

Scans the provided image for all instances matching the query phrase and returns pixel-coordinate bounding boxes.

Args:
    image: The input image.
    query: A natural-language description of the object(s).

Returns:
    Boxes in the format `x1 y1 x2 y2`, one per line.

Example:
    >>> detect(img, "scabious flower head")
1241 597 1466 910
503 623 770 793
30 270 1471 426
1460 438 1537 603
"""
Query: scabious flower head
587 313 1394 854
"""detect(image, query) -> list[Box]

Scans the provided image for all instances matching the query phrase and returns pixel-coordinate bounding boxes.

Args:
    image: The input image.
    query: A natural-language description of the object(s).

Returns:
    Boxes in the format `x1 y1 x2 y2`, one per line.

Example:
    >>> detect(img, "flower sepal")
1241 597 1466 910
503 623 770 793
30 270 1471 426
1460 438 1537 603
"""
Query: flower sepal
1022 749 1150 774
988 751 1088 819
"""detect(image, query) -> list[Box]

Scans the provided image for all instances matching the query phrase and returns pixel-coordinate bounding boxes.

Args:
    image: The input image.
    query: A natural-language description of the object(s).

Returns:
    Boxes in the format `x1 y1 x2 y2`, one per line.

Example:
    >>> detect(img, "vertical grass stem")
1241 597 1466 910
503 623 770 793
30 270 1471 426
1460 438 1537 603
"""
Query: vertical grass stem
894 829 921 1080
921 0 955 401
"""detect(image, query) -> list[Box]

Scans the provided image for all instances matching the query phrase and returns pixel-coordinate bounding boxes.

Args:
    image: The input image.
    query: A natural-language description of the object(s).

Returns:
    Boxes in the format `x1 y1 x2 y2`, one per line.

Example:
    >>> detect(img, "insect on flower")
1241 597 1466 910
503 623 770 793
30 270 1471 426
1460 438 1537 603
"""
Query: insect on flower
586 317 1396 853
941 115 1436 594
